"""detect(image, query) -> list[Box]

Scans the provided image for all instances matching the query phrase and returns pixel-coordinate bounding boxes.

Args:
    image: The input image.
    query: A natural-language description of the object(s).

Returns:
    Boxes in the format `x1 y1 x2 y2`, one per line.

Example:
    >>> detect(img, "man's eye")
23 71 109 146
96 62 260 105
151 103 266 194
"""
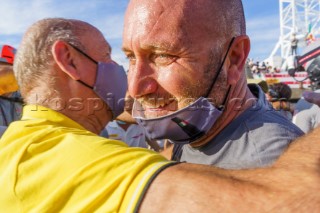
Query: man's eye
151 54 177 66
126 54 136 65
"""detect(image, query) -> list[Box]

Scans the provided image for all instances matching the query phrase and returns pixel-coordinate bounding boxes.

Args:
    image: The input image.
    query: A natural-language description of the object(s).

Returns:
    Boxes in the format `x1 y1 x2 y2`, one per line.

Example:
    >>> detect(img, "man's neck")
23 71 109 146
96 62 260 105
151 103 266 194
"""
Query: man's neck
190 82 255 148
62 105 112 135
34 94 111 135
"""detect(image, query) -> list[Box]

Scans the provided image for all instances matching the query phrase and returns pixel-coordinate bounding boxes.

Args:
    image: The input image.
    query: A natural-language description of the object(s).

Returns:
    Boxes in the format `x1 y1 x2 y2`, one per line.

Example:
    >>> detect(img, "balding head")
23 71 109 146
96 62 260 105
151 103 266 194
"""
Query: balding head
125 0 246 48
14 18 103 99
205 0 246 36
123 0 250 123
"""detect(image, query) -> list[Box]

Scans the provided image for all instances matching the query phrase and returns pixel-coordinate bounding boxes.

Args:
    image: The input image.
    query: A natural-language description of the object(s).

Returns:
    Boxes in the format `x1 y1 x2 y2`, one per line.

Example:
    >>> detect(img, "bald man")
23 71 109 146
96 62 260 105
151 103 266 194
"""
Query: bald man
122 0 303 169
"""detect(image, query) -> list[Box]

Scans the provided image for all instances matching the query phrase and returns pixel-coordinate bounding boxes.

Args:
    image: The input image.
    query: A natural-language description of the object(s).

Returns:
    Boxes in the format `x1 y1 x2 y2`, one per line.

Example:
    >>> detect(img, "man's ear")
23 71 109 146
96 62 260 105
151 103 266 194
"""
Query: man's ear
52 41 80 80
227 35 250 85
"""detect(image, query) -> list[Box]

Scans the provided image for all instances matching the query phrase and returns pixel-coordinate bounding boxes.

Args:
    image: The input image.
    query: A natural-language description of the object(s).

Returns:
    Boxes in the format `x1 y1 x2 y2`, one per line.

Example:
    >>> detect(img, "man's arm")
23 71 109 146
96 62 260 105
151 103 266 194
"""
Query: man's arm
140 164 276 212
139 128 320 212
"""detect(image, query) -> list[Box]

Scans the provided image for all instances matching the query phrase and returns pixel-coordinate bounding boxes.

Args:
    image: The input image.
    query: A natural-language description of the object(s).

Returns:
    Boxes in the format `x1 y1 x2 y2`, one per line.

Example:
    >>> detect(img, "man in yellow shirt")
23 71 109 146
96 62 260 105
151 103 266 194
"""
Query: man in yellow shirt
0 18 175 212
0 17 319 212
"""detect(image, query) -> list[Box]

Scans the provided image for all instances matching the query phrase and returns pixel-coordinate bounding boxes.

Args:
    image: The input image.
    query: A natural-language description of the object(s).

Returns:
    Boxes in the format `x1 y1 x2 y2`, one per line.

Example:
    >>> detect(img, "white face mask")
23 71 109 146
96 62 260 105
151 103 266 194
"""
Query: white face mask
132 37 235 144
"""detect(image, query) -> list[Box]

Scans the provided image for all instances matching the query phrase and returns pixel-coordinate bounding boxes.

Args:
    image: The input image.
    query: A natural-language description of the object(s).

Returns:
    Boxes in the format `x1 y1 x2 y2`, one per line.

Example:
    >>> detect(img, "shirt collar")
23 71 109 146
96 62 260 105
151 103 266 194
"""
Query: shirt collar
21 105 87 131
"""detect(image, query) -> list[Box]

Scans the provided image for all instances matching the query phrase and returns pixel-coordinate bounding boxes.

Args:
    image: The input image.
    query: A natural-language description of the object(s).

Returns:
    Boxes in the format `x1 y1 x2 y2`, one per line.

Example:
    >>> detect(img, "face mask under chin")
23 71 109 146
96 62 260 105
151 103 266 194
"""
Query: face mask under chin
133 96 224 144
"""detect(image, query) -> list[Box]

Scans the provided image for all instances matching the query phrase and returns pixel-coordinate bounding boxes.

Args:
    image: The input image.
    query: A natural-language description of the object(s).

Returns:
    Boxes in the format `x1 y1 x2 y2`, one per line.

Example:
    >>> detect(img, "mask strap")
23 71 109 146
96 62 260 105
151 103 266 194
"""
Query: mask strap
218 85 232 110
77 79 94 90
68 43 98 89
68 43 98 65
171 117 205 142
204 37 235 98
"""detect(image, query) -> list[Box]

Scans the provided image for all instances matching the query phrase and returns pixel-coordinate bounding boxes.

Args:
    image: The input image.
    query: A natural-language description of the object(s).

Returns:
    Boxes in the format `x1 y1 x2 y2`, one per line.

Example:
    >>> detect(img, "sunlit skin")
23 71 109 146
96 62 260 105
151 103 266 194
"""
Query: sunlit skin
123 0 254 146
123 1 220 119
49 22 114 134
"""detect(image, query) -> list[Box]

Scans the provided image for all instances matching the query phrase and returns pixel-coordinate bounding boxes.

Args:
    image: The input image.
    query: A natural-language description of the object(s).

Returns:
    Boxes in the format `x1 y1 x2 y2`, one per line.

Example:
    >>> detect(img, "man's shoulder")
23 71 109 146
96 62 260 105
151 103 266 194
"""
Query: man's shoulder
244 109 304 136
1 119 173 212
179 109 302 169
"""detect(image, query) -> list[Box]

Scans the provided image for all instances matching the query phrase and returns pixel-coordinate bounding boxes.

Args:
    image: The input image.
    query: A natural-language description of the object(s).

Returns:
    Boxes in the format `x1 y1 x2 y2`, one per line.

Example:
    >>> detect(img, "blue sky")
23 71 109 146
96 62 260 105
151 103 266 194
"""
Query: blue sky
1 0 280 68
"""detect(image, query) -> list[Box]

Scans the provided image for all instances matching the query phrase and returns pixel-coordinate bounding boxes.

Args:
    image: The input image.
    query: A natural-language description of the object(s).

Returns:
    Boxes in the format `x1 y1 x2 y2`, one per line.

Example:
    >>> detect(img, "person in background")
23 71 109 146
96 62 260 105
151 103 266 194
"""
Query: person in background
293 89 320 133
102 120 163 151
247 78 269 94
267 83 294 121
291 33 299 55
0 45 23 135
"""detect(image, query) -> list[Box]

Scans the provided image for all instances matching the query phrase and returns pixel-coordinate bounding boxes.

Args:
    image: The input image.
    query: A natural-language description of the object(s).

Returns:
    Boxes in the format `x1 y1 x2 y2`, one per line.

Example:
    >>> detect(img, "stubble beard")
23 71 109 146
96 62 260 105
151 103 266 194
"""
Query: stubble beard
139 49 229 118
185 49 229 108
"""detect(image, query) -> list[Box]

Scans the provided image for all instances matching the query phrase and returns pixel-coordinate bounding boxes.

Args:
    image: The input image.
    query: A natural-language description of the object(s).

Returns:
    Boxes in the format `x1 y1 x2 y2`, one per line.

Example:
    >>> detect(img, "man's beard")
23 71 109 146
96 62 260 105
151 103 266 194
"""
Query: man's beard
195 49 229 106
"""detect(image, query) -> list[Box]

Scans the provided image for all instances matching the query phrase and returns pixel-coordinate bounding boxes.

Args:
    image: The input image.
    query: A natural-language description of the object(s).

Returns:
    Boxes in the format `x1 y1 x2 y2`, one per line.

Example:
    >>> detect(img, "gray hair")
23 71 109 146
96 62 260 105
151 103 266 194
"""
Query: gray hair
14 18 89 99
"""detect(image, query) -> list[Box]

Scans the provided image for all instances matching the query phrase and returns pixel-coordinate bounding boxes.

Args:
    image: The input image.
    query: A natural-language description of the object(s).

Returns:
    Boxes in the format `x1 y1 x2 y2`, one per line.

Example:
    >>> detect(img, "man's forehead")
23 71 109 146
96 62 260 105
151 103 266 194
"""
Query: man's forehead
123 0 215 50
125 0 157 30
125 0 216 31
126 0 212 16
127 0 178 17
124 0 186 38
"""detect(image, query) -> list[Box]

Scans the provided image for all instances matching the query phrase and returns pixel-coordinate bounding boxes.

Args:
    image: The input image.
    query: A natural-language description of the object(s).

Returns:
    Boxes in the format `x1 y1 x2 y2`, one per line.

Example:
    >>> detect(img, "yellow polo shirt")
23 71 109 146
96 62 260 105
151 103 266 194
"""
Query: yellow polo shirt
0 105 174 212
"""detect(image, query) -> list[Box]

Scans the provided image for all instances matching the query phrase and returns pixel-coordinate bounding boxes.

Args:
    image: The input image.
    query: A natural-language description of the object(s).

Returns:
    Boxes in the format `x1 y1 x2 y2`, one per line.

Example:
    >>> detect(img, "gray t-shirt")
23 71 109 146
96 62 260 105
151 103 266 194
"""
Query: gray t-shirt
0 126 7 137
172 85 304 169
293 89 320 133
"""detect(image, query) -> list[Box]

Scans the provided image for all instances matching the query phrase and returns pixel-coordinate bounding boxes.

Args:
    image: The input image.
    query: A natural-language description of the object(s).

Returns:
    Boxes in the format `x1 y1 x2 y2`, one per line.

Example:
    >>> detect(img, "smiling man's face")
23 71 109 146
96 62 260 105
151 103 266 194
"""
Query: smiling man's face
122 0 228 119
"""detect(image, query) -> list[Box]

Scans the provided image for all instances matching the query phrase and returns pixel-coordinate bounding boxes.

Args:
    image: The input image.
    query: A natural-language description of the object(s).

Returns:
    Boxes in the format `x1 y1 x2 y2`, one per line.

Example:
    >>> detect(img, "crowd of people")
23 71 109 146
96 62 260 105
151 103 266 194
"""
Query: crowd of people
246 58 281 78
0 0 320 212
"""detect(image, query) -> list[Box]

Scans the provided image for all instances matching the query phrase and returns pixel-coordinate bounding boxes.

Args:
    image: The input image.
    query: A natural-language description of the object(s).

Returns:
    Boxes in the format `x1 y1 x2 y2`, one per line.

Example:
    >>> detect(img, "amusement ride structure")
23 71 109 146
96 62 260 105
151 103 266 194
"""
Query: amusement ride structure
270 0 320 59
264 0 320 90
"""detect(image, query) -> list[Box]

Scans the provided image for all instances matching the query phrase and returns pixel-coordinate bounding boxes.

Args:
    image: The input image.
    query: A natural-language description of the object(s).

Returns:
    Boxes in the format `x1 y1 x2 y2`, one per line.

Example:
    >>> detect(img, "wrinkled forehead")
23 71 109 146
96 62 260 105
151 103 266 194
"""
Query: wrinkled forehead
123 0 218 43
124 0 174 33
125 0 210 18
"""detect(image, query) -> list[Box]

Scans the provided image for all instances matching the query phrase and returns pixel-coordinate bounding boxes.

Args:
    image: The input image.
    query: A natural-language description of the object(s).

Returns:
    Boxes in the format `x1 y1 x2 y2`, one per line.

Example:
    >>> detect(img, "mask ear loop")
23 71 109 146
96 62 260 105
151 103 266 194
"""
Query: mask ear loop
217 85 232 110
68 43 98 89
204 37 236 98
68 43 98 65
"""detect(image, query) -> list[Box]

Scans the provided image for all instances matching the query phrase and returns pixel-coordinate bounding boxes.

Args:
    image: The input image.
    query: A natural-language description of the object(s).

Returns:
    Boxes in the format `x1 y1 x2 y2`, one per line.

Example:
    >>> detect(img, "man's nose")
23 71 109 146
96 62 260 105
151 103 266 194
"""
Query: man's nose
128 59 158 98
